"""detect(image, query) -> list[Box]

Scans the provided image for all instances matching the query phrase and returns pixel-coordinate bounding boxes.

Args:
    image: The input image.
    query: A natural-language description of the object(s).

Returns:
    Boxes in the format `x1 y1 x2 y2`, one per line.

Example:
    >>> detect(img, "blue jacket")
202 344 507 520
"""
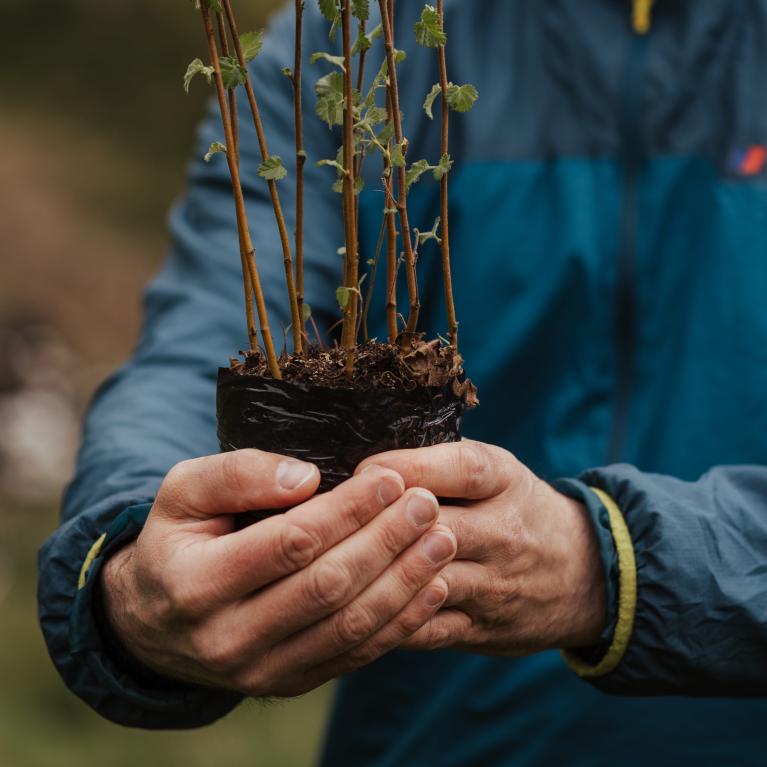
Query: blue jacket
39 1 767 764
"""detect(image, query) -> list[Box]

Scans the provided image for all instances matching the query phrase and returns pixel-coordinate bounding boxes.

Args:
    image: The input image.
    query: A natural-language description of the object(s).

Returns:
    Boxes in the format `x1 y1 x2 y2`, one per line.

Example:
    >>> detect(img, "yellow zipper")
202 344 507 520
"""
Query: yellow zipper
632 0 655 34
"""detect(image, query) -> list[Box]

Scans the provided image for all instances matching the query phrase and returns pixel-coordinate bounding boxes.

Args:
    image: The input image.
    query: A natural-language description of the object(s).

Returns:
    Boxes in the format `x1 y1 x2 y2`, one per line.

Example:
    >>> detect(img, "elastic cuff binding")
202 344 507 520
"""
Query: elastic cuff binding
562 488 638 678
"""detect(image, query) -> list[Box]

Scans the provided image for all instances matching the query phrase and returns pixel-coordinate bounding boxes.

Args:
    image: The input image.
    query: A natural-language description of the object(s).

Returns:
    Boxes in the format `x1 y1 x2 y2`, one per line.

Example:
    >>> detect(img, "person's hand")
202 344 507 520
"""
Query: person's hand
357 440 606 655
100 450 457 697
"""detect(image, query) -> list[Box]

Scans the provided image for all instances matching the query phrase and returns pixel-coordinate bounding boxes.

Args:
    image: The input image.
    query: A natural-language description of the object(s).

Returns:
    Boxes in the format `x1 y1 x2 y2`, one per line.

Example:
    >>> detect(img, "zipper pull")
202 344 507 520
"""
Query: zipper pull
632 0 655 35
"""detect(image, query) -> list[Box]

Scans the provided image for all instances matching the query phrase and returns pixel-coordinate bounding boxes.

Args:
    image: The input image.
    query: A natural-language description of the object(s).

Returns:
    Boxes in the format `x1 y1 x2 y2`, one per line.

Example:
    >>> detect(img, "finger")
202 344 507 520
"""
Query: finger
155 449 321 521
356 440 517 500
270 521 457 669
195 465 406 599
397 609 473 651
433 505 490 560
235 489 454 641
298 577 450 689
438 560 488 608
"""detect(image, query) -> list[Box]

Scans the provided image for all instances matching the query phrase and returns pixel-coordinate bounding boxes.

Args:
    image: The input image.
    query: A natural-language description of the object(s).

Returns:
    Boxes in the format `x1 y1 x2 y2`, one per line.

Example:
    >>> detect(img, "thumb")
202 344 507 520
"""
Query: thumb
154 449 320 520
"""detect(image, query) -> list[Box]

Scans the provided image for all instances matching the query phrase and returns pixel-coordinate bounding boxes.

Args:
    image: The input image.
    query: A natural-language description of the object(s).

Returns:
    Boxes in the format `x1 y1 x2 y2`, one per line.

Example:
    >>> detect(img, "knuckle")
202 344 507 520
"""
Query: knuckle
334 603 378 646
219 451 250 495
160 572 204 618
306 558 353 610
276 521 322 572
195 632 242 676
375 517 408 559
345 641 378 668
158 461 193 509
456 442 489 497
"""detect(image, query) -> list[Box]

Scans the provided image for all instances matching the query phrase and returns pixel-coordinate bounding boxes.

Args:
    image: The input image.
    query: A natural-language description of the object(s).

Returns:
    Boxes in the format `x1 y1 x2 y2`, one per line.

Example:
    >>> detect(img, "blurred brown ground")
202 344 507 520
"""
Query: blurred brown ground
0 2 329 765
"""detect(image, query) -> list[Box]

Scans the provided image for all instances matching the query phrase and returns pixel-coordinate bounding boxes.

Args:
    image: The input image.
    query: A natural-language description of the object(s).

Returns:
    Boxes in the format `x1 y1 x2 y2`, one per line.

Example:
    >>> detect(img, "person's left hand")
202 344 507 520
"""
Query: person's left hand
356 440 606 656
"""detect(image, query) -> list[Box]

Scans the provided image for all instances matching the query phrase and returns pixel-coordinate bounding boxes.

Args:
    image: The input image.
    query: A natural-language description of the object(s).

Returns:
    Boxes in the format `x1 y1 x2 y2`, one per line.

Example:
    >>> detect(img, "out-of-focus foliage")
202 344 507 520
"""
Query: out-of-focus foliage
0 2 331 766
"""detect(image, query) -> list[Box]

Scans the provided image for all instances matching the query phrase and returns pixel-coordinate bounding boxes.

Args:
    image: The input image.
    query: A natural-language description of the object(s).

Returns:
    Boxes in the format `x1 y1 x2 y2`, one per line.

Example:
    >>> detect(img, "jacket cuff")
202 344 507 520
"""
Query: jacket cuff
553 479 638 677
39 497 243 729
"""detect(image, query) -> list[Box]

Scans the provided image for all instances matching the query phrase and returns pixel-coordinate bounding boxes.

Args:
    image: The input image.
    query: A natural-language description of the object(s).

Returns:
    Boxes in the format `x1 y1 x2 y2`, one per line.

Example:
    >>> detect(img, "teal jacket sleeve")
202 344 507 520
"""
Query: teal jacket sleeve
37 3 342 729
564 464 767 696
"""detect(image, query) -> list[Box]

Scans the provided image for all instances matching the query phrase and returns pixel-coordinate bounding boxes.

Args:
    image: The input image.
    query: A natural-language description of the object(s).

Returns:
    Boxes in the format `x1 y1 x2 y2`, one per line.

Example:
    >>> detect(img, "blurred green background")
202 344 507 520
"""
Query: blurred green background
0 1 330 765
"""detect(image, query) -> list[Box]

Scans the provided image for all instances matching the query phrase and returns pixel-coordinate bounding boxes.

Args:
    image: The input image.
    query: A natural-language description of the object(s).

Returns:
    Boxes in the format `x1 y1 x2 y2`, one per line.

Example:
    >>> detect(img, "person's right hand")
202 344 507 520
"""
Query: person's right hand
100 449 456 698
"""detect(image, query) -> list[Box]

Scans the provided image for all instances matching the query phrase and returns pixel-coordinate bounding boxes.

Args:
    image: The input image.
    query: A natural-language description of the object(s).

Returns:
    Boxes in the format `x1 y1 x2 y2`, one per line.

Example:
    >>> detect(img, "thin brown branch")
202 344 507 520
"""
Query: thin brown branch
293 0 307 345
222 0 303 355
215 11 239 158
362 215 387 341
378 0 419 342
437 0 458 349
200 3 280 378
341 1 359 375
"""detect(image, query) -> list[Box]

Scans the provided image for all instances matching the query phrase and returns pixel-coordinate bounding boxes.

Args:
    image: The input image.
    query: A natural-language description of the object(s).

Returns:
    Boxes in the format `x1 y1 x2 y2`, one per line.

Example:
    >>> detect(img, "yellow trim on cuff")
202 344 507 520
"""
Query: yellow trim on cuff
632 0 655 34
562 487 638 678
78 533 107 590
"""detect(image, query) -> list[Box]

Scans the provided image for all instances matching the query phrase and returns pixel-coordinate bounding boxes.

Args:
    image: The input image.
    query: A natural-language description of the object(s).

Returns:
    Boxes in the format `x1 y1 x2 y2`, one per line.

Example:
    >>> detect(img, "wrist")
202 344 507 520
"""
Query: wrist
554 491 607 648
98 543 159 673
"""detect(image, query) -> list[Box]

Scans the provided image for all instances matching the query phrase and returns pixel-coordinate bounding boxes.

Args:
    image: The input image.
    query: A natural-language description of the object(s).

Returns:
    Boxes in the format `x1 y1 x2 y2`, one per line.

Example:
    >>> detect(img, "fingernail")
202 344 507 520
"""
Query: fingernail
377 477 403 506
423 585 447 608
422 531 455 565
276 460 316 490
406 491 438 528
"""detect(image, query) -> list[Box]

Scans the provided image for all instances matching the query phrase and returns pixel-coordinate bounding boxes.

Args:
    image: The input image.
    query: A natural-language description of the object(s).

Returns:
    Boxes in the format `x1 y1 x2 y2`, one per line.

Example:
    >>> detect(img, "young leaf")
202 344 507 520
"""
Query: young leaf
336 286 352 309
445 83 478 112
317 158 347 173
239 30 264 63
414 5 446 48
310 51 346 71
352 0 369 21
406 159 431 190
219 56 247 89
302 303 312 321
353 22 381 54
204 142 227 162
423 82 442 120
183 58 214 93
258 156 288 181
316 70 344 96
390 142 406 167
433 153 453 180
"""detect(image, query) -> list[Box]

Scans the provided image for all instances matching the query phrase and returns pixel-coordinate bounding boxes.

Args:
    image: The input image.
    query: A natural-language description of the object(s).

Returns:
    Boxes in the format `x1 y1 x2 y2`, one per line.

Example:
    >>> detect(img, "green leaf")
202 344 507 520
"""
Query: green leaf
316 70 344 97
336 286 352 309
377 121 395 145
423 82 441 120
364 105 388 126
353 22 381 53
183 58 214 93
317 158 347 173
219 56 247 89
257 156 288 181
352 0 369 21
414 5 446 47
445 83 478 112
316 91 345 127
406 159 431 190
302 303 312 321
318 0 340 22
332 178 344 194
239 30 264 63
204 142 227 162
310 51 346 71
433 153 453 180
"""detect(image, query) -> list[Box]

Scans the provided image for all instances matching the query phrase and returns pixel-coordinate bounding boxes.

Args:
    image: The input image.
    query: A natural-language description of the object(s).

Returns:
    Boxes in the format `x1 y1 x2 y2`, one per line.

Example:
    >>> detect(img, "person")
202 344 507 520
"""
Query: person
39 1 767 764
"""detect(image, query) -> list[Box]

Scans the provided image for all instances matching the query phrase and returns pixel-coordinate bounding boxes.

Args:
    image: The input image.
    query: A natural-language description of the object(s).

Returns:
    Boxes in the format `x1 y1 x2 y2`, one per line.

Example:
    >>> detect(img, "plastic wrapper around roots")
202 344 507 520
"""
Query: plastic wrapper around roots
216 366 466 525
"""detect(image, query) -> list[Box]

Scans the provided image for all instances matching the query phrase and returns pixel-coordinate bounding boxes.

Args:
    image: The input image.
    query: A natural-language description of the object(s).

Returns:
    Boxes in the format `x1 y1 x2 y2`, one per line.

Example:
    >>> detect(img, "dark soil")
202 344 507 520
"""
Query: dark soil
230 339 478 407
